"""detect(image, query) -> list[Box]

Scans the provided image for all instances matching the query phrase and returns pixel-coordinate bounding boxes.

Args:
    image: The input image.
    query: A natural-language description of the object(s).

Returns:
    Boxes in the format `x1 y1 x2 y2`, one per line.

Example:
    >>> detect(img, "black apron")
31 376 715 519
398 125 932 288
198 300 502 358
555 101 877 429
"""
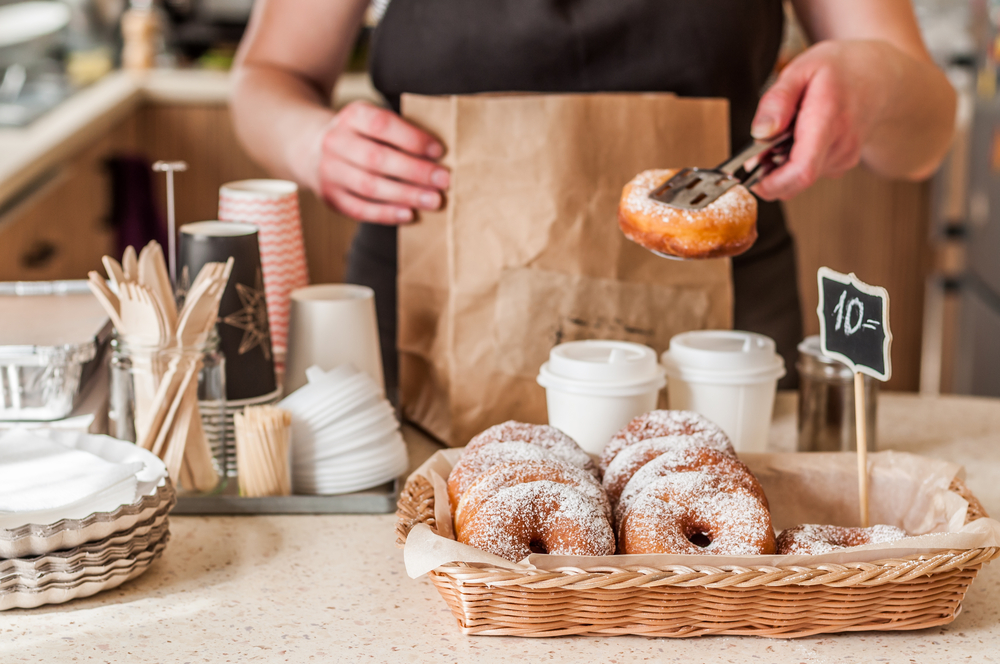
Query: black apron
350 0 803 398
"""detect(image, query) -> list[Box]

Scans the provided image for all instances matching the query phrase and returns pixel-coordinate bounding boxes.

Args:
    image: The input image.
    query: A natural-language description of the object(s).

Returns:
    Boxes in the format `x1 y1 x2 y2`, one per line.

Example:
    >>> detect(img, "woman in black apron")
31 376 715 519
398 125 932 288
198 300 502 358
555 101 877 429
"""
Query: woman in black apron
231 0 956 398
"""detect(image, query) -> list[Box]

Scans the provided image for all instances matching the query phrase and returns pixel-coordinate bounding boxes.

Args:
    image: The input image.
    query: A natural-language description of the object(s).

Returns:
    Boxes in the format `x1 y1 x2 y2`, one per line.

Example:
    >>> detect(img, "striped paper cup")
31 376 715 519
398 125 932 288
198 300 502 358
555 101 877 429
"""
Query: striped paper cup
218 180 310 361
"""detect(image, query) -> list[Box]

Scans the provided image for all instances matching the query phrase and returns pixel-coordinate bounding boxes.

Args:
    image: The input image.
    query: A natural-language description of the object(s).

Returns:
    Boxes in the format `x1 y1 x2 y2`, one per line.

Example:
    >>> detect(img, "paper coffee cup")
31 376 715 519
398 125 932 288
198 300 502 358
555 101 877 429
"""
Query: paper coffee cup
661 330 785 453
537 340 666 455
179 221 277 401
219 179 310 360
283 284 384 396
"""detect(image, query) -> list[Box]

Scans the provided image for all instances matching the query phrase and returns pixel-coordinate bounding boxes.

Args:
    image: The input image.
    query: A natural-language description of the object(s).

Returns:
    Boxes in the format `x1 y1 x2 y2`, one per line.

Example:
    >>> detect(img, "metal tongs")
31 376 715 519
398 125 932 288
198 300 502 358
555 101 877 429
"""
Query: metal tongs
649 129 794 210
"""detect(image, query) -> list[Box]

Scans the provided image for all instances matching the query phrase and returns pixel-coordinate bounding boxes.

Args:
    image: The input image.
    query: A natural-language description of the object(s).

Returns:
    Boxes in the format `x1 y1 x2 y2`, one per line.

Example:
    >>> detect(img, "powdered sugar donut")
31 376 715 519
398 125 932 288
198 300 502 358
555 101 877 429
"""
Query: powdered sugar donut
447 441 559 513
776 524 907 555
454 459 612 539
604 435 762 513
599 410 734 474
459 481 616 562
618 168 758 259
613 445 767 531
618 469 776 555
466 421 597 478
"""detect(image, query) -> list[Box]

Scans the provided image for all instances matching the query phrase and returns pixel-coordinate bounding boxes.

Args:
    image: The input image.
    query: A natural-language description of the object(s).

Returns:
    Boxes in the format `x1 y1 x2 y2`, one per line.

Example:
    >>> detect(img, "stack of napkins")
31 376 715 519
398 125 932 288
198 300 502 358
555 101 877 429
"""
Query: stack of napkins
280 365 409 495
0 430 146 530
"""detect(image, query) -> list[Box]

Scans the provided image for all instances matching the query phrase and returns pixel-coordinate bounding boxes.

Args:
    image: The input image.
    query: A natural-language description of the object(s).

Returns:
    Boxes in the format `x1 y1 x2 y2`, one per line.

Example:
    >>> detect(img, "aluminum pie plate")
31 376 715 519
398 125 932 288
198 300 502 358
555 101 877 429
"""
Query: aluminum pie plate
0 515 170 585
0 479 176 559
0 530 169 611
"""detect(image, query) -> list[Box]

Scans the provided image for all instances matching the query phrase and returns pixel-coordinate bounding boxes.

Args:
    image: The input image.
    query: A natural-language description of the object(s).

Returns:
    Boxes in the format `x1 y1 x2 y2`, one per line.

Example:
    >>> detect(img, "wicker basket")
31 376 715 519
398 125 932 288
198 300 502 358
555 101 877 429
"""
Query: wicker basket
396 472 998 638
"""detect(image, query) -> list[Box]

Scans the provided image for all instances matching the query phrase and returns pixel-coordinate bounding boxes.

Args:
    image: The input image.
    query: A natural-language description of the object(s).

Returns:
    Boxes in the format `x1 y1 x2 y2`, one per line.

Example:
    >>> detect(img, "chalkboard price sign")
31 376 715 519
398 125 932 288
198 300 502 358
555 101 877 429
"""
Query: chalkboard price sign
816 267 893 382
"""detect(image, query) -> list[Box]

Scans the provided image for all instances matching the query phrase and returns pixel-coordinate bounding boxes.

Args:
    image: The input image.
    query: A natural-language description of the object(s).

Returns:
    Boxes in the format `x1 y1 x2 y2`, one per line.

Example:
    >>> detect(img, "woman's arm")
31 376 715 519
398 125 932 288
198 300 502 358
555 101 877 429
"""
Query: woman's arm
231 0 449 223
751 0 956 200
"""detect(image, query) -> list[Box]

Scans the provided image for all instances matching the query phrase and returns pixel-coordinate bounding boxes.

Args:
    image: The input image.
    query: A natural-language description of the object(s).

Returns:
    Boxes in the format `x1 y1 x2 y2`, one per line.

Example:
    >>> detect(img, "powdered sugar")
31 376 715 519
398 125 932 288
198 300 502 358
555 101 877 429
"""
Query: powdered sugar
599 410 734 473
612 442 760 527
619 470 775 555
467 421 597 478
460 480 615 562
603 435 727 507
622 169 756 228
447 441 559 509
455 459 612 535
776 524 908 555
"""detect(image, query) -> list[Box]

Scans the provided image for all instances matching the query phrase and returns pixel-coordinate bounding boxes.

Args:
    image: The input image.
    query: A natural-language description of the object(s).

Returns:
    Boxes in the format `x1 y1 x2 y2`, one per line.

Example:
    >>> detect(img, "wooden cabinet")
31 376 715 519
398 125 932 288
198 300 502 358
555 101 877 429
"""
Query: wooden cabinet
0 122 138 281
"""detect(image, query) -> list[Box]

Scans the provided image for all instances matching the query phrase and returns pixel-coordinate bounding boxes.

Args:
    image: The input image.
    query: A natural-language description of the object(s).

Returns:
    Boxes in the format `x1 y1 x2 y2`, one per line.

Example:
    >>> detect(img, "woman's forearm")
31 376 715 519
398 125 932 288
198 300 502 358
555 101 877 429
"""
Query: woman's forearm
858 41 956 180
230 65 336 194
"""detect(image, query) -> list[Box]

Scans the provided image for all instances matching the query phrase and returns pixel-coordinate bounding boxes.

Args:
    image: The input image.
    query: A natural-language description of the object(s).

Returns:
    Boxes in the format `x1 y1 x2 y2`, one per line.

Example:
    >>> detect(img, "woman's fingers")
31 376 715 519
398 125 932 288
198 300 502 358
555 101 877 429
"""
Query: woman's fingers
321 184 415 224
321 157 443 211
317 102 451 222
323 124 450 189
337 101 444 158
752 48 866 200
752 59 811 140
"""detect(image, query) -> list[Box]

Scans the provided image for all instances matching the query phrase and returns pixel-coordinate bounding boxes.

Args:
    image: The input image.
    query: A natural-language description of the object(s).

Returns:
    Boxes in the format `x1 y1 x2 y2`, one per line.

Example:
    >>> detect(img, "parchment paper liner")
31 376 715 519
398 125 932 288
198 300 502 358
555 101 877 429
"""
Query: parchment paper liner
403 448 1000 578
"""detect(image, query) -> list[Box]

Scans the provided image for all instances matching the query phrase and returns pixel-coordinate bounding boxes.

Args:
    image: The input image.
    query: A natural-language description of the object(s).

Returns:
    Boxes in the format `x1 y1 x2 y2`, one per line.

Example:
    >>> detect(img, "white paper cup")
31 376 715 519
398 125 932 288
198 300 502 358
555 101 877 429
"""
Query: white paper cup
537 341 666 455
283 285 384 396
661 330 785 453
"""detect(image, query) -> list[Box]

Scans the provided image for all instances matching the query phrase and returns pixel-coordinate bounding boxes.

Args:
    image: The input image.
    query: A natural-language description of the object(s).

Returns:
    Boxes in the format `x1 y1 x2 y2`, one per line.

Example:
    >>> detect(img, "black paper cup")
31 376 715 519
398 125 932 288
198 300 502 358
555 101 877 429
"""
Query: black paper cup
178 221 277 400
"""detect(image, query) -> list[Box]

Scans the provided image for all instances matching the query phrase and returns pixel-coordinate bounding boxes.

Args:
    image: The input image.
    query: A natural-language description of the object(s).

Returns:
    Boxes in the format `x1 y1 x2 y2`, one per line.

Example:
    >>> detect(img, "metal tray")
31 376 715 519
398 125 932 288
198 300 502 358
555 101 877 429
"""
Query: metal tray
172 477 401 515
0 280 111 421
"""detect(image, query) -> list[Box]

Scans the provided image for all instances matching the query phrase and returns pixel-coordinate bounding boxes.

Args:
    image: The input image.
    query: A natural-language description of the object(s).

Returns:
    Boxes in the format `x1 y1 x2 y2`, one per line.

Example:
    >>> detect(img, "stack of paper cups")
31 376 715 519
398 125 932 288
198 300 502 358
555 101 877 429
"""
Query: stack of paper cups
218 180 310 361
661 330 786 453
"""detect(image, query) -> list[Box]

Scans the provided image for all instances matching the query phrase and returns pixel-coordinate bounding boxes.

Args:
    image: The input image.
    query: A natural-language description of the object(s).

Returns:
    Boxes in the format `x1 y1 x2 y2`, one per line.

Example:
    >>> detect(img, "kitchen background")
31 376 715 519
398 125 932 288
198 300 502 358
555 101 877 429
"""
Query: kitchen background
0 0 995 397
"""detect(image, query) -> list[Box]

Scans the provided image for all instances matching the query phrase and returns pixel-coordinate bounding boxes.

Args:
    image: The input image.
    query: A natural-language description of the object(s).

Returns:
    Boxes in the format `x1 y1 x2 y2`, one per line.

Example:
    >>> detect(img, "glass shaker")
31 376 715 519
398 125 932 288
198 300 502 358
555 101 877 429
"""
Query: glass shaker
109 332 228 486
796 335 876 452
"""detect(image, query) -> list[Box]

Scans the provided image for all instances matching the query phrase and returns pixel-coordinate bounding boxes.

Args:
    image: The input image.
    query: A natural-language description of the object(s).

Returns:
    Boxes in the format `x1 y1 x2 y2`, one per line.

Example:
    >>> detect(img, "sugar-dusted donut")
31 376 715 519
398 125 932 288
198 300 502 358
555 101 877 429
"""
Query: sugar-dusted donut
466 421 597 479
454 459 612 539
605 435 764 514
776 524 907 555
458 480 615 562
599 410 734 474
618 168 758 259
613 444 767 532
447 441 559 513
618 469 776 555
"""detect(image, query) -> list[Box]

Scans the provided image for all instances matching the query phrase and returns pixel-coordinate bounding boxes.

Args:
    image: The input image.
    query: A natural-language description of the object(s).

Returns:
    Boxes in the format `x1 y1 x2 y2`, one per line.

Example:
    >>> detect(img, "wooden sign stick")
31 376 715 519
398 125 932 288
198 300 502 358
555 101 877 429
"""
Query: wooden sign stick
854 372 869 527
816 267 891 530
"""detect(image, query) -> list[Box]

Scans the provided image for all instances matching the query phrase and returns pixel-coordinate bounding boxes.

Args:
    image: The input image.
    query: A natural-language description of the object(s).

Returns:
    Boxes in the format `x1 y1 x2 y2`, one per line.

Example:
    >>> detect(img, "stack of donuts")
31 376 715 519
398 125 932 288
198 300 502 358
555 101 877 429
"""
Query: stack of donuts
600 410 776 555
449 421 615 561
448 412 909 562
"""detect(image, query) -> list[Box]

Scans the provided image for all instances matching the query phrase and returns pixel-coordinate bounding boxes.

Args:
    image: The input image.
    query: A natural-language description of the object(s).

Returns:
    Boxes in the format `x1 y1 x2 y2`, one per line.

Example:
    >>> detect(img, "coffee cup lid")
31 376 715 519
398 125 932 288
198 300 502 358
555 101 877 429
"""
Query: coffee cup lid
664 330 784 376
537 340 666 396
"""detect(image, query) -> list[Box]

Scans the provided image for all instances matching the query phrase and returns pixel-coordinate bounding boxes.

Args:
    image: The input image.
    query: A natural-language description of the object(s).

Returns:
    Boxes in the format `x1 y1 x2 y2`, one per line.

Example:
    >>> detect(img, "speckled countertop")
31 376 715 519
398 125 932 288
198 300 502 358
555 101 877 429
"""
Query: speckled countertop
3 393 999 663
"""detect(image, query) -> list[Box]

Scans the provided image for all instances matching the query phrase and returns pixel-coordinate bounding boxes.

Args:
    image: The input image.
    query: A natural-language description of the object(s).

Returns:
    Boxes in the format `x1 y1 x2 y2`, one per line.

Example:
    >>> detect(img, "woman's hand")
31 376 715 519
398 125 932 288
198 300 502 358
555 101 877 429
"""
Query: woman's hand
750 0 956 201
750 41 878 201
315 101 451 224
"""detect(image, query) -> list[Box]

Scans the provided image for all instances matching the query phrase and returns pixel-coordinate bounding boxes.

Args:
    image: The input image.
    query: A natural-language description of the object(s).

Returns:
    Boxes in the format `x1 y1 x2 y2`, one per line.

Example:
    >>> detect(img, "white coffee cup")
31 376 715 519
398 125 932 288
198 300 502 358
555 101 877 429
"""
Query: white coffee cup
537 340 666 455
283 284 384 396
661 330 785 453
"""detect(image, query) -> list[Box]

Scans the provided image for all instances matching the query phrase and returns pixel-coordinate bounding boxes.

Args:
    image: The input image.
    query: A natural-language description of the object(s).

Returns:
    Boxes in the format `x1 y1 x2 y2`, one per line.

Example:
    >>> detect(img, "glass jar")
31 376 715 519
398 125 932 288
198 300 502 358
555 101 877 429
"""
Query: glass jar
109 333 228 489
796 336 877 452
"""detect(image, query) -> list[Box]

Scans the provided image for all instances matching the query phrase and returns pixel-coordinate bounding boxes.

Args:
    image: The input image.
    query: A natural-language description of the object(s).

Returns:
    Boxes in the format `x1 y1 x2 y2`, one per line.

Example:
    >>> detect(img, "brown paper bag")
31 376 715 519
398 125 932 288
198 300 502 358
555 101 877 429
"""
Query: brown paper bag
400 93 733 446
